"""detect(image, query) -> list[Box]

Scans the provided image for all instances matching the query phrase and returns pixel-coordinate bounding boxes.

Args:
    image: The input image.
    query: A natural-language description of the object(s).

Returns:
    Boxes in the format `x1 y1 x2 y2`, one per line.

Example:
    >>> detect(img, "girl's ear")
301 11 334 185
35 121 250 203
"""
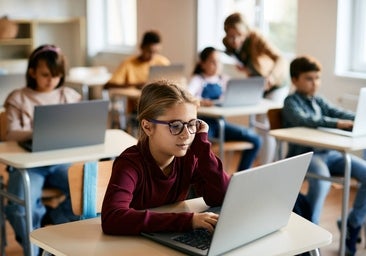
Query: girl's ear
28 68 36 79
141 119 153 136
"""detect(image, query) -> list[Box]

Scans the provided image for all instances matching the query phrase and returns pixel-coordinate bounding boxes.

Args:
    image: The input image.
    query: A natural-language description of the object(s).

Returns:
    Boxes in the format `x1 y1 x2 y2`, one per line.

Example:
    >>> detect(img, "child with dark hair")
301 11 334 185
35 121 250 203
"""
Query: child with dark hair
104 30 171 129
283 55 366 256
105 30 170 88
188 46 262 171
4 44 81 255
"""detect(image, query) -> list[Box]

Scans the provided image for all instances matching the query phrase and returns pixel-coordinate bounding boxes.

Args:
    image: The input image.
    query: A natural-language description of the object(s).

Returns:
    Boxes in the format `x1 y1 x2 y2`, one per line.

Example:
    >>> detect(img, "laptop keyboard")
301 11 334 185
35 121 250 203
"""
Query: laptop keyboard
172 229 212 250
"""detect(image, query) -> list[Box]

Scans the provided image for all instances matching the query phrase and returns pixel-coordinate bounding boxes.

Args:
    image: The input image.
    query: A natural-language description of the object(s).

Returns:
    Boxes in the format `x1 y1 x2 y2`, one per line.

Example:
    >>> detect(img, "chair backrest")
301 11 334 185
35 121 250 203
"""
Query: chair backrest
68 160 114 219
0 109 7 141
267 108 283 130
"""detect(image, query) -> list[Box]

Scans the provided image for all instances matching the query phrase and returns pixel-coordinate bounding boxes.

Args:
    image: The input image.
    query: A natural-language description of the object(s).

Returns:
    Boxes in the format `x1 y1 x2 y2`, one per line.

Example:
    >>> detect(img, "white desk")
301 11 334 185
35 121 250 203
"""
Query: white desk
198 99 282 161
0 129 137 256
66 72 111 100
269 127 366 256
30 197 332 256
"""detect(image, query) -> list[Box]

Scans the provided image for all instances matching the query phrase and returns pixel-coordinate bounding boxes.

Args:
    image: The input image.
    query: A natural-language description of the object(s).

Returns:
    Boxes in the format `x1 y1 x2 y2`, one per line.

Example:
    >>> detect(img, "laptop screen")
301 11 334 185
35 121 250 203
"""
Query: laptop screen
27 100 109 152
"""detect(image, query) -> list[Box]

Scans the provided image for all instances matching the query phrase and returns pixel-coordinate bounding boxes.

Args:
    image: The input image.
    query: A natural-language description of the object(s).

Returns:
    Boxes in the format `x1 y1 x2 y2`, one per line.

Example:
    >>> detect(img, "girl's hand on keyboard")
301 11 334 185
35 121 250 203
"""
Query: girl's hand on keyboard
192 212 219 233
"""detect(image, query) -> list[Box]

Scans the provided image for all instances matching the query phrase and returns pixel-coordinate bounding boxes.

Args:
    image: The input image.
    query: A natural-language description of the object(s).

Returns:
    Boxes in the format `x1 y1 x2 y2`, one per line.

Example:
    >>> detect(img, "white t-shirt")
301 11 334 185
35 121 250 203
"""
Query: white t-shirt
188 74 229 100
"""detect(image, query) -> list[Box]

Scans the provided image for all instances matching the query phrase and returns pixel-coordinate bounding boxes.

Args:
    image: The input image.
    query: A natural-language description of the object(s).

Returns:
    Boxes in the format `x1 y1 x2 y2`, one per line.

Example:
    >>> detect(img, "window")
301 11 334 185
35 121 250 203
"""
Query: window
197 0 297 59
336 0 366 78
105 0 137 50
87 0 136 56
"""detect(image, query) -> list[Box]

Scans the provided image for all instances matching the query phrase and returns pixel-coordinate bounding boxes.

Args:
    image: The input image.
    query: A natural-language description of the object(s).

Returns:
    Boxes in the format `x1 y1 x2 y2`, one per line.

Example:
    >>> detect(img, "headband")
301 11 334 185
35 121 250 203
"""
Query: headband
31 45 61 59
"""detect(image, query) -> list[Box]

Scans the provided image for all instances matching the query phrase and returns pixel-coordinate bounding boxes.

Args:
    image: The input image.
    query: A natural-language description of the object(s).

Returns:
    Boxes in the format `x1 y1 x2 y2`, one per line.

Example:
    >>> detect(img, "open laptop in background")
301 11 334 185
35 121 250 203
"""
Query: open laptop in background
318 87 366 137
214 77 265 107
142 152 313 256
19 100 109 152
148 64 185 82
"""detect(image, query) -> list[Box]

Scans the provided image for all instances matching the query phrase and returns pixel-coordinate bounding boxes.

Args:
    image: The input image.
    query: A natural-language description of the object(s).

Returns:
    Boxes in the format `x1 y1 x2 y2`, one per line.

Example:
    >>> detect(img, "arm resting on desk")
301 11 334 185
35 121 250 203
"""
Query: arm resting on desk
101 133 230 236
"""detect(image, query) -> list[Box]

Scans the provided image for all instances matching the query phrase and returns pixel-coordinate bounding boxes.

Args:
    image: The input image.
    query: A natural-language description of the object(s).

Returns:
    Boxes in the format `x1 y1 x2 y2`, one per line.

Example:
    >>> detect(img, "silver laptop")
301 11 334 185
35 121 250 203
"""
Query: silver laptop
20 100 109 152
142 152 313 256
148 64 185 82
318 87 366 137
214 77 265 107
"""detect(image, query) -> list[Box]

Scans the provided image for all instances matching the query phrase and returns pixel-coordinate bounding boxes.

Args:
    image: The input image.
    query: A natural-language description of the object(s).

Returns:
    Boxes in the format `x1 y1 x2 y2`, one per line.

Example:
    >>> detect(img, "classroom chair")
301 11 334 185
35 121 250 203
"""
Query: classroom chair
267 107 366 252
68 160 114 219
211 140 253 173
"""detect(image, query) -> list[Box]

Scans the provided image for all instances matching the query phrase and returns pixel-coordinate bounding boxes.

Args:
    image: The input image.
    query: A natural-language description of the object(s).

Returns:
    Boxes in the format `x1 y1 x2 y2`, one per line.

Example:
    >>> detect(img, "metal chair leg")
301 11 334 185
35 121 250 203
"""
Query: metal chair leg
0 175 7 256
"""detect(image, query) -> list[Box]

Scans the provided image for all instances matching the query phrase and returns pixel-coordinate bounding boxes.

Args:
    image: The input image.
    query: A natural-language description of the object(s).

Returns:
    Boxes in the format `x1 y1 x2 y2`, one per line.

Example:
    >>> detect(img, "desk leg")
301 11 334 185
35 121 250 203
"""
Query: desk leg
0 169 35 256
309 248 320 256
339 153 351 256
81 83 89 100
217 118 225 162
20 169 34 256
110 95 127 130
0 176 6 256
273 138 282 161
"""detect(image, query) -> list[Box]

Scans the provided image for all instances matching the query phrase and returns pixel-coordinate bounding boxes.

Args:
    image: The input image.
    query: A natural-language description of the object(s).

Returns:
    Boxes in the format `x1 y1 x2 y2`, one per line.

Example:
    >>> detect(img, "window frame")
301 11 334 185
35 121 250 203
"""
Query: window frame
87 0 136 57
197 0 296 59
335 0 366 79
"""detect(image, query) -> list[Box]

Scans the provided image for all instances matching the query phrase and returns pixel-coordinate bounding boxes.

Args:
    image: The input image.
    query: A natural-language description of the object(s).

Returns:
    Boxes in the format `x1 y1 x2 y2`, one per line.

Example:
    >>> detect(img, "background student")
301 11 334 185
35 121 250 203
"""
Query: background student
188 46 262 171
4 44 81 255
101 81 230 235
222 12 289 164
222 12 288 100
105 30 170 88
282 55 366 256
104 30 171 130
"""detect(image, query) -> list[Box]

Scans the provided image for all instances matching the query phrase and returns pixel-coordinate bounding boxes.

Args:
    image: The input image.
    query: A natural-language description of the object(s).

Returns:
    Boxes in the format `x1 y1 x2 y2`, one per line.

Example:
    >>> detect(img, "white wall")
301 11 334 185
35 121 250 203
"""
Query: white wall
92 0 197 78
296 0 365 109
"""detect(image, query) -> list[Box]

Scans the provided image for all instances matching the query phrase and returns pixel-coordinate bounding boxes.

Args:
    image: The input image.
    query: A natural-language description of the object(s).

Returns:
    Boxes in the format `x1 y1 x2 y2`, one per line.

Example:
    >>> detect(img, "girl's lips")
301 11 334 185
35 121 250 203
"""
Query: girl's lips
177 143 189 149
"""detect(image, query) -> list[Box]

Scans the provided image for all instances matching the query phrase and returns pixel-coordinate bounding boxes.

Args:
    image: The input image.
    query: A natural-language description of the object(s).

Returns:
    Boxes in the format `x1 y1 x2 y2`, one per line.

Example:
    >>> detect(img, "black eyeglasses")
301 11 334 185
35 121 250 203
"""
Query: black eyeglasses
148 119 201 135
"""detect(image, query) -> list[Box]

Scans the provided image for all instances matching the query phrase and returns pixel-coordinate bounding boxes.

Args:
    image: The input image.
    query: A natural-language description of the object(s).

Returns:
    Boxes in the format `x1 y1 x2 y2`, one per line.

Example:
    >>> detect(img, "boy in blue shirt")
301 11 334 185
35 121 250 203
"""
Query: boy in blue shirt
282 55 366 256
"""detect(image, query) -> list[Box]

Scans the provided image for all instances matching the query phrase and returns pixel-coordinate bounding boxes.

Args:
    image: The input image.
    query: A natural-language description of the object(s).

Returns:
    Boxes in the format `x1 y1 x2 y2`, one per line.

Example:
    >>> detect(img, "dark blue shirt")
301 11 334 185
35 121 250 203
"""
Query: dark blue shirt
282 91 355 156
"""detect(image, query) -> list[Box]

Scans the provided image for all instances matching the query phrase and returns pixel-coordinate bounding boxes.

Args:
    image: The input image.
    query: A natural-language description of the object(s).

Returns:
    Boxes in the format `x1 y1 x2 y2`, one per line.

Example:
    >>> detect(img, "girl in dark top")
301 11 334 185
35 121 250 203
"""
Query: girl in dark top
101 80 230 235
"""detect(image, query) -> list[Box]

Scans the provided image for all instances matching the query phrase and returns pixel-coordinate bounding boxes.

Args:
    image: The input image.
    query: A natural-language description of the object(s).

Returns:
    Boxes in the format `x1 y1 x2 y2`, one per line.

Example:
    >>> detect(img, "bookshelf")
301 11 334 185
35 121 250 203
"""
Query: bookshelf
0 17 86 74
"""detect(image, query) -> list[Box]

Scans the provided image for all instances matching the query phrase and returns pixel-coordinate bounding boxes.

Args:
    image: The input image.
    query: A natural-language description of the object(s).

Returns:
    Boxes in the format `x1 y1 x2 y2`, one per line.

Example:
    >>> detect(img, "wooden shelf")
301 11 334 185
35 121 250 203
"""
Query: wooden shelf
0 38 32 45
0 17 86 73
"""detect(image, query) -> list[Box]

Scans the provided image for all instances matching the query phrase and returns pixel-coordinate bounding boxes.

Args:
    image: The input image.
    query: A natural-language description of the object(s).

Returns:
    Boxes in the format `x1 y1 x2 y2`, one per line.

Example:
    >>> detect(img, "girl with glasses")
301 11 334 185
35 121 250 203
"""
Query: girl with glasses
101 80 230 235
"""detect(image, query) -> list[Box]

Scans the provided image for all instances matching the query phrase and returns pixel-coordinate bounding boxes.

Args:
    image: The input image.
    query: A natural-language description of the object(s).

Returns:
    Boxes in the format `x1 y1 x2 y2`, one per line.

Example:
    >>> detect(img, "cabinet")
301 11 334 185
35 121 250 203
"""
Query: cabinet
0 17 86 74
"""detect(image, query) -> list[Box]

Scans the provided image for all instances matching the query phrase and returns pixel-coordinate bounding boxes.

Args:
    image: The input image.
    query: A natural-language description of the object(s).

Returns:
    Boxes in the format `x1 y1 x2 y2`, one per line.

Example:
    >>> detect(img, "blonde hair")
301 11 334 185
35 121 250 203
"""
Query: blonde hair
224 12 250 34
137 80 199 142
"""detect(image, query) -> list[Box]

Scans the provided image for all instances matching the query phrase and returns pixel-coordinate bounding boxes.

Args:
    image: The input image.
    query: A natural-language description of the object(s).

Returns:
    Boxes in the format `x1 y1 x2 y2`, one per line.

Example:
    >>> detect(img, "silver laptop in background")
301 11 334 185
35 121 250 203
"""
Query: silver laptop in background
148 64 185 82
142 152 313 256
20 100 109 152
318 87 366 137
214 77 265 107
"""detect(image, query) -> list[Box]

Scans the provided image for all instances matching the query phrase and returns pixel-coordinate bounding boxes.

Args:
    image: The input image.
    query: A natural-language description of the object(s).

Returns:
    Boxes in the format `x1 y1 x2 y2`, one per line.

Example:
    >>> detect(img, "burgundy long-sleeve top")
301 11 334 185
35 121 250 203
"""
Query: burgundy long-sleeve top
101 132 230 235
